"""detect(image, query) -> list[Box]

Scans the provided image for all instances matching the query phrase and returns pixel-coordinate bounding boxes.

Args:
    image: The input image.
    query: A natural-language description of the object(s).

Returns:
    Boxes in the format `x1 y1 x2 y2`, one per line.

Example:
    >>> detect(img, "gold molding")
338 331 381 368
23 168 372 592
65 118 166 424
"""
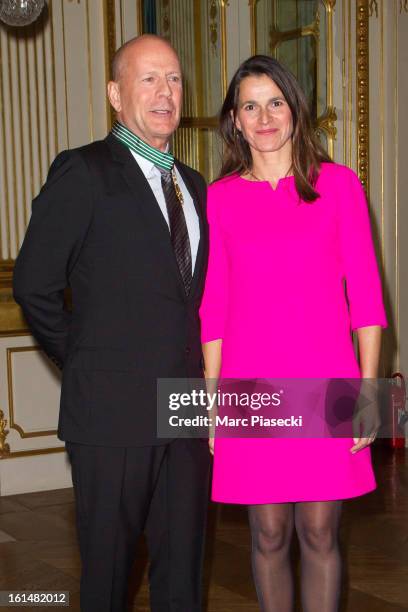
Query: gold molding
0 409 11 459
137 0 143 33
267 1 333 51
104 0 116 130
0 347 66 458
32 23 43 189
2 446 65 459
208 1 228 96
0 32 11 260
103 0 110 129
49 2 59 163
0 287 29 334
316 106 337 141
400 0 408 13
220 1 229 97
249 0 259 56
0 259 14 289
118 0 124 44
193 0 205 170
7 346 58 438
0 331 30 338
322 0 336 158
269 20 320 52
356 0 369 194
268 1 321 52
0 316 28 334
161 0 170 36
8 32 21 252
41 12 51 169
85 0 94 142
61 0 70 149
251 1 337 157
180 117 218 129
209 0 218 52
17 34 28 232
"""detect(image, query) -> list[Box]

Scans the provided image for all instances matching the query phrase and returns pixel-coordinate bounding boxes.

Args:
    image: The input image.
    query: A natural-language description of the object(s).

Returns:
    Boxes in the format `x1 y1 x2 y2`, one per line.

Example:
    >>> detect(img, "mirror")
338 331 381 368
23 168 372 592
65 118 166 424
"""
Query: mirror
254 0 335 153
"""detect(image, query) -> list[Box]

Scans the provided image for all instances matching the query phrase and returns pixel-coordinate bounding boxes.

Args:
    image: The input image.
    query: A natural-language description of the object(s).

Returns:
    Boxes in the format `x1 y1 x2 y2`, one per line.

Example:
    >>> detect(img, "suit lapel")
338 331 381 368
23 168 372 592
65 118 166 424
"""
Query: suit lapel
105 134 187 299
105 135 207 301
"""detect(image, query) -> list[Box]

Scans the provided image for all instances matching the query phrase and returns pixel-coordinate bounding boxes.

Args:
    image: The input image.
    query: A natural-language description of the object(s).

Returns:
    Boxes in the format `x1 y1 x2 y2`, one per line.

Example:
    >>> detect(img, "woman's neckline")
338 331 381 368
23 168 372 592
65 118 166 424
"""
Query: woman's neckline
237 173 294 192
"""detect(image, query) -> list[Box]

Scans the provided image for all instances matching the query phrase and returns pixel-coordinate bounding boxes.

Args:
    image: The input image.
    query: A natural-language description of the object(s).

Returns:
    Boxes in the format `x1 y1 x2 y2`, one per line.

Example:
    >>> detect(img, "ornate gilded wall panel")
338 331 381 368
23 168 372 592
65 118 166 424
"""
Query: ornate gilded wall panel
0 335 65 461
252 0 337 157
357 0 369 193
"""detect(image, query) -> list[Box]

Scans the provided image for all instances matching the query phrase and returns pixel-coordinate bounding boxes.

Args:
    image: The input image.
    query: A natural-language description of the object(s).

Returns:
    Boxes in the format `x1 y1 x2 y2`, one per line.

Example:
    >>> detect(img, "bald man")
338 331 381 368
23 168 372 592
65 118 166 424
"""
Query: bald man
14 35 210 611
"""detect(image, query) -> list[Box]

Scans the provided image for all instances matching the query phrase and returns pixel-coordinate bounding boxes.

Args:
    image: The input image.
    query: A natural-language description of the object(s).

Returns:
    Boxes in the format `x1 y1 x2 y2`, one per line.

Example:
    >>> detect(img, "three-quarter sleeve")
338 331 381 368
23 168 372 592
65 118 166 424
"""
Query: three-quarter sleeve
338 167 387 330
199 185 229 342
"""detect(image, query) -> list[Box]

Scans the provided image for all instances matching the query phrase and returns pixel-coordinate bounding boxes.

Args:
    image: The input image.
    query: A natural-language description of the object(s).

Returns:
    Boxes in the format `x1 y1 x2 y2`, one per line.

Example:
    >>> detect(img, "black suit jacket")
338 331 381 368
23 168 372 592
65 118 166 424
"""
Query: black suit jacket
13 134 208 446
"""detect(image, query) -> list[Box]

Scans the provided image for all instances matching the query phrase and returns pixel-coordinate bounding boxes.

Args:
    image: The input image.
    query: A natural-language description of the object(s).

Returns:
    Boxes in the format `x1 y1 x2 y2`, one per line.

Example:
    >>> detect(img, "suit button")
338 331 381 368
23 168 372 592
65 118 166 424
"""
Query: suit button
185 346 191 355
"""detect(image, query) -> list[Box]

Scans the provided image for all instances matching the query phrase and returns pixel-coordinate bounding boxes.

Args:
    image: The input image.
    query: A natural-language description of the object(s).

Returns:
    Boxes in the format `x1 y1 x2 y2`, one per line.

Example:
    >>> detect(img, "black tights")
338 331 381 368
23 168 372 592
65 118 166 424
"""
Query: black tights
248 501 342 612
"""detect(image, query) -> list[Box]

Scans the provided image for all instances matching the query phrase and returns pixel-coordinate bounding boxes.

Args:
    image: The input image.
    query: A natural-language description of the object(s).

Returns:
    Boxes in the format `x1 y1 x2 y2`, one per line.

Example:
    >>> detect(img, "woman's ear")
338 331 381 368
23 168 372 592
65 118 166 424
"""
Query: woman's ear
231 109 242 133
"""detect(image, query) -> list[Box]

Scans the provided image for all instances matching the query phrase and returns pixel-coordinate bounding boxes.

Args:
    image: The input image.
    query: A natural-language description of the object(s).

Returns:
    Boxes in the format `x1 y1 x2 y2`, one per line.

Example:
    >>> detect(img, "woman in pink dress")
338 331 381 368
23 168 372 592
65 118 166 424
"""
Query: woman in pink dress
199 56 387 612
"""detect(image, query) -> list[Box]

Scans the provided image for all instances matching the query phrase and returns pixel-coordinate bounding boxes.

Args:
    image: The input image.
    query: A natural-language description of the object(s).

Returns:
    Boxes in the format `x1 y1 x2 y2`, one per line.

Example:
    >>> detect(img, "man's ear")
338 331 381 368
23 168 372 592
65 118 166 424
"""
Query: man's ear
107 81 121 113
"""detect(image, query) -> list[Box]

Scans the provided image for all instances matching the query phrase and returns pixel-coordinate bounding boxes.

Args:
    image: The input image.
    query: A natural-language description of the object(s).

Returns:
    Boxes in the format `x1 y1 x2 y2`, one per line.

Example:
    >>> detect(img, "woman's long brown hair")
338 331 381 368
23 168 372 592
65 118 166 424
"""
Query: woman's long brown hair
218 55 332 202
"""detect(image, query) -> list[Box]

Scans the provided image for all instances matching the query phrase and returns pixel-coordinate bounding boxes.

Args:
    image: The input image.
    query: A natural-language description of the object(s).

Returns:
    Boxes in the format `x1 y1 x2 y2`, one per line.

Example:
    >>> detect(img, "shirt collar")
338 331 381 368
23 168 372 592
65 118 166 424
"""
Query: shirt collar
129 149 157 180
111 121 174 171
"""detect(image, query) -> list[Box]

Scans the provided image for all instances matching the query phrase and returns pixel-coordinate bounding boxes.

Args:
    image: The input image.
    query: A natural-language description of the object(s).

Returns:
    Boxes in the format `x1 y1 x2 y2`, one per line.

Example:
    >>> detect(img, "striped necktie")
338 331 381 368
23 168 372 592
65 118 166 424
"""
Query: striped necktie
157 167 192 295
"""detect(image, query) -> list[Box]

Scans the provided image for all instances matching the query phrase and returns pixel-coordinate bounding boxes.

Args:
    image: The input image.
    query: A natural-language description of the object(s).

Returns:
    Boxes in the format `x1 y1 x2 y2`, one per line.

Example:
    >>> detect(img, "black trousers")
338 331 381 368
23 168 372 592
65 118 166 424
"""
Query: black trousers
66 438 210 612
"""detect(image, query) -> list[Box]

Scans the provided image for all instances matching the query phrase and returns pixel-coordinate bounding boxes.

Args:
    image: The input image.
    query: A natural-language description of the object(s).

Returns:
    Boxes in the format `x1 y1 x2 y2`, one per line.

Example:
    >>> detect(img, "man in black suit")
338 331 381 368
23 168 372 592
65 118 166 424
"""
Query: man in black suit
13 34 210 612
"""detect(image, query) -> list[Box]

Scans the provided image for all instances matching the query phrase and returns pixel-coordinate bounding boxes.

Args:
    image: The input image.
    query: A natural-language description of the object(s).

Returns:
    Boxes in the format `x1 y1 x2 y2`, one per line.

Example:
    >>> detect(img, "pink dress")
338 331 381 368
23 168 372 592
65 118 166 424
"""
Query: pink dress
199 163 387 504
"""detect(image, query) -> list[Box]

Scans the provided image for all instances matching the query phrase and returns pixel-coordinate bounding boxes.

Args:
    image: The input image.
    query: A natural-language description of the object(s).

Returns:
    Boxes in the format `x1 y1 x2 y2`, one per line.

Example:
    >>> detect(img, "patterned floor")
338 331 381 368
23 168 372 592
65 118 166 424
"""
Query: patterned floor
0 444 407 611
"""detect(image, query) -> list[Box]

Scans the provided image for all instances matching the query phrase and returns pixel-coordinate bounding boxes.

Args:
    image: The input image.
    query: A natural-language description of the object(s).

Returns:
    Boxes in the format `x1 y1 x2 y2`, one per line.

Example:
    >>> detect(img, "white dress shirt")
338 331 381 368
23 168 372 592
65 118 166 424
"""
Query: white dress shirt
130 149 200 273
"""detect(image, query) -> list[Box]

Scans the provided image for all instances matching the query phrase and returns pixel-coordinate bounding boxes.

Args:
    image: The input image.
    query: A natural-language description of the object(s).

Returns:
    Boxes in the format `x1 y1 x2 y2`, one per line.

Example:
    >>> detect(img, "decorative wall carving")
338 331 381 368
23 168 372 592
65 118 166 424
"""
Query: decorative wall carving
356 0 370 193
252 0 337 157
105 0 116 128
369 0 379 18
0 409 11 458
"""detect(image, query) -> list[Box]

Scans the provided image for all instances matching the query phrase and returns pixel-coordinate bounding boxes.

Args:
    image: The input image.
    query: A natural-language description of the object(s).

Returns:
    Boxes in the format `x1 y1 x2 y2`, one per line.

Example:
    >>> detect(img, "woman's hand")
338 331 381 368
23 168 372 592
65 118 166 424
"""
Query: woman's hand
351 326 382 454
350 434 377 453
202 339 222 457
